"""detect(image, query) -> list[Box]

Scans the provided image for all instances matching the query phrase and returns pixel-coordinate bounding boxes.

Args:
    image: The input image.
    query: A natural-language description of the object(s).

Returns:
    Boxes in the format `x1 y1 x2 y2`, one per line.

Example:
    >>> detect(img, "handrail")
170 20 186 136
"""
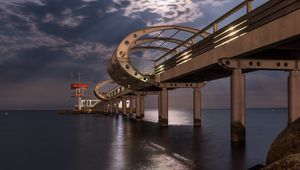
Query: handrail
154 0 300 75
154 0 255 66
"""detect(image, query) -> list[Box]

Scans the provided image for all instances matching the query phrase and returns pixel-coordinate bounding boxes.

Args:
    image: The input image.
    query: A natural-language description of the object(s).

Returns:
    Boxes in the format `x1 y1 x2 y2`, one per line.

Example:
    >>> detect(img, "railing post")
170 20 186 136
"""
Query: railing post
213 23 218 33
246 0 253 13
191 38 195 45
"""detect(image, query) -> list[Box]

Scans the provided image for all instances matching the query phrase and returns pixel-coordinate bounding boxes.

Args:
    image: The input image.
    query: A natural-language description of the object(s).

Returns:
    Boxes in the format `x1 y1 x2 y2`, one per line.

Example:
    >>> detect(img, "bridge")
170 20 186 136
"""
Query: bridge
92 0 300 142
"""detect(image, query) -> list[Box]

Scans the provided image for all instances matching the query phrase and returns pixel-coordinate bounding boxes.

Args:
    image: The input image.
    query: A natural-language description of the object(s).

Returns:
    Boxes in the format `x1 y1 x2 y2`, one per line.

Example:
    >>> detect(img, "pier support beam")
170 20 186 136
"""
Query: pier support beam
114 100 119 114
129 96 134 116
113 100 116 114
141 95 145 118
103 102 106 113
193 87 201 127
106 102 109 113
122 97 127 117
231 69 246 143
160 87 168 127
158 95 162 122
136 95 142 121
109 101 113 114
288 70 300 124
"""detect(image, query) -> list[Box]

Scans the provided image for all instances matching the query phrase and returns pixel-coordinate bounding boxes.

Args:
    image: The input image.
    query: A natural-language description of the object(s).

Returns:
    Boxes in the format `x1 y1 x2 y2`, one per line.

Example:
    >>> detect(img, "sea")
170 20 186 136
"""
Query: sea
0 108 287 170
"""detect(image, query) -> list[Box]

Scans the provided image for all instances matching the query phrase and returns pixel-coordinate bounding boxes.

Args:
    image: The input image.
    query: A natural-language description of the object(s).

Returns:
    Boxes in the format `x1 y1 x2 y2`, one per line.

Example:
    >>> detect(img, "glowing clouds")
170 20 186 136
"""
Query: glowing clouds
109 0 204 26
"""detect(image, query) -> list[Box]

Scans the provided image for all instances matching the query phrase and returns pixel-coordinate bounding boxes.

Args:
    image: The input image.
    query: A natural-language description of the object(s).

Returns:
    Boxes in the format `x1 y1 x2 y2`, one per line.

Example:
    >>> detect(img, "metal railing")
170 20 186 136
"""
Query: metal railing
153 0 300 75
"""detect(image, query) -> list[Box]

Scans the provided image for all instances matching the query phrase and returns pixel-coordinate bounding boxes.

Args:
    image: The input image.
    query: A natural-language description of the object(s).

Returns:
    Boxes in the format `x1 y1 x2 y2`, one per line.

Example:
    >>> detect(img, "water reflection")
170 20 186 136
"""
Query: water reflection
144 109 193 125
143 141 193 169
108 117 125 169
0 109 286 170
231 143 246 170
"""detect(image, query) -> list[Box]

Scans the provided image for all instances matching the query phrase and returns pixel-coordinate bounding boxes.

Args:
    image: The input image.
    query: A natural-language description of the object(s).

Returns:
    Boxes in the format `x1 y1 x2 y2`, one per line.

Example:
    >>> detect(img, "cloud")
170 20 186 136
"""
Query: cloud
50 8 87 28
0 24 69 64
82 0 97 2
0 1 114 63
65 41 115 60
109 0 231 26
0 0 45 22
41 6 88 28
200 0 231 6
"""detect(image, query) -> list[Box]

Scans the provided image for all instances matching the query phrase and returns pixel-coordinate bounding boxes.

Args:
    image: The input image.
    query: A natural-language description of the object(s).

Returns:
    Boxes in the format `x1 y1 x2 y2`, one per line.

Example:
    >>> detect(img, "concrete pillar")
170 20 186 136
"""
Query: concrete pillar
112 101 115 113
136 95 142 121
160 87 168 126
122 97 127 117
129 96 134 116
288 70 300 124
109 101 113 114
115 100 119 114
141 95 145 118
106 102 109 113
103 102 106 112
193 87 201 127
231 69 246 143
158 94 162 122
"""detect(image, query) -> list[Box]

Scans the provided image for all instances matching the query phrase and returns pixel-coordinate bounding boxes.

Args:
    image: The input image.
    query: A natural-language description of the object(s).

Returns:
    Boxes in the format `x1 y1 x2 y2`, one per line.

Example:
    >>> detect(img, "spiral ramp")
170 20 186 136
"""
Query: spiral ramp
107 25 209 91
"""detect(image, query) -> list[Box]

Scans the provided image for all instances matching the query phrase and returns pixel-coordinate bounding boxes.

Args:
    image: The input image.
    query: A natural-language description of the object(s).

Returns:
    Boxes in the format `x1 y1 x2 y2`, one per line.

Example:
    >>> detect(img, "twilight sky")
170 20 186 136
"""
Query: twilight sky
0 0 287 110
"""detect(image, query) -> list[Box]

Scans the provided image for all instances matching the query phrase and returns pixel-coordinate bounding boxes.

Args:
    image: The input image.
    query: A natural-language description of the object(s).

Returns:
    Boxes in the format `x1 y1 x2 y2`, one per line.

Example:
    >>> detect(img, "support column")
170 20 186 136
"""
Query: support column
122 97 127 117
112 100 115 113
136 95 142 121
129 96 134 116
193 87 201 127
288 70 300 124
103 102 106 113
231 69 246 143
109 100 113 114
158 94 162 122
106 102 109 113
141 95 145 118
160 87 168 126
115 100 119 114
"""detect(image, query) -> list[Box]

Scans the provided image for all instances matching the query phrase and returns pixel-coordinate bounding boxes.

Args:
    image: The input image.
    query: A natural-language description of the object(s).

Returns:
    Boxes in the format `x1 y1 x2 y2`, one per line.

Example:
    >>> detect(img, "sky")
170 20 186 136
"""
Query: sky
0 0 287 110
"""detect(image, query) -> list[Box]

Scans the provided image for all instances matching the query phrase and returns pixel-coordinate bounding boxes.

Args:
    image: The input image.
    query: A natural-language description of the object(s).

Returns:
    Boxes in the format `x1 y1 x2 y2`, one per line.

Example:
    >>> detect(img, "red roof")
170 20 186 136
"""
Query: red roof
71 83 88 89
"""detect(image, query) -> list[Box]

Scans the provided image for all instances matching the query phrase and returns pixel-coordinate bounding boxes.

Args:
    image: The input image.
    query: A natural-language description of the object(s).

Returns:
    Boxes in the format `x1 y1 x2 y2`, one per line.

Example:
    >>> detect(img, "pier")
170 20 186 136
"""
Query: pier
92 0 300 143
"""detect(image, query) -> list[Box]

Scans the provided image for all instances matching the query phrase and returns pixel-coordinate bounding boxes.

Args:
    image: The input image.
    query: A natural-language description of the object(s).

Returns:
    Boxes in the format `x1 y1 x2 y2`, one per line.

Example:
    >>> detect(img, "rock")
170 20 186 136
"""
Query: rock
266 118 300 164
262 153 300 170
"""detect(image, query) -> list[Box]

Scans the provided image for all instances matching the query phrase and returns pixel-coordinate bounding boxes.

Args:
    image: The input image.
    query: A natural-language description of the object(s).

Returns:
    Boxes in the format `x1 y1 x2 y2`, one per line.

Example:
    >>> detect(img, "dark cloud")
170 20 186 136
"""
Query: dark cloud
19 0 146 43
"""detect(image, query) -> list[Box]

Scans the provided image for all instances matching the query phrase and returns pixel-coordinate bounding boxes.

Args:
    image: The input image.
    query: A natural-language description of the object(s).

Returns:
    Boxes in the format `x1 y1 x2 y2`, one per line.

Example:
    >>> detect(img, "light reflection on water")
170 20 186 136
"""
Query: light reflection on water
108 117 125 169
0 109 287 170
144 108 193 125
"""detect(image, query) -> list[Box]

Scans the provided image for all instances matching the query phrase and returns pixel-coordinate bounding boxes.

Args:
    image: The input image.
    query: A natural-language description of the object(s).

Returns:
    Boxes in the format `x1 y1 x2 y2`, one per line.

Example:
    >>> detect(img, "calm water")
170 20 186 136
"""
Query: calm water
0 109 286 170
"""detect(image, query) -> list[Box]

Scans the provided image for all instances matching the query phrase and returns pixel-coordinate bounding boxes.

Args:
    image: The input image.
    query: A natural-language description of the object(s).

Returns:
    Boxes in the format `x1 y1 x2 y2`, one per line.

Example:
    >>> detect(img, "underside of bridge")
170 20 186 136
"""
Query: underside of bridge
164 35 300 83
